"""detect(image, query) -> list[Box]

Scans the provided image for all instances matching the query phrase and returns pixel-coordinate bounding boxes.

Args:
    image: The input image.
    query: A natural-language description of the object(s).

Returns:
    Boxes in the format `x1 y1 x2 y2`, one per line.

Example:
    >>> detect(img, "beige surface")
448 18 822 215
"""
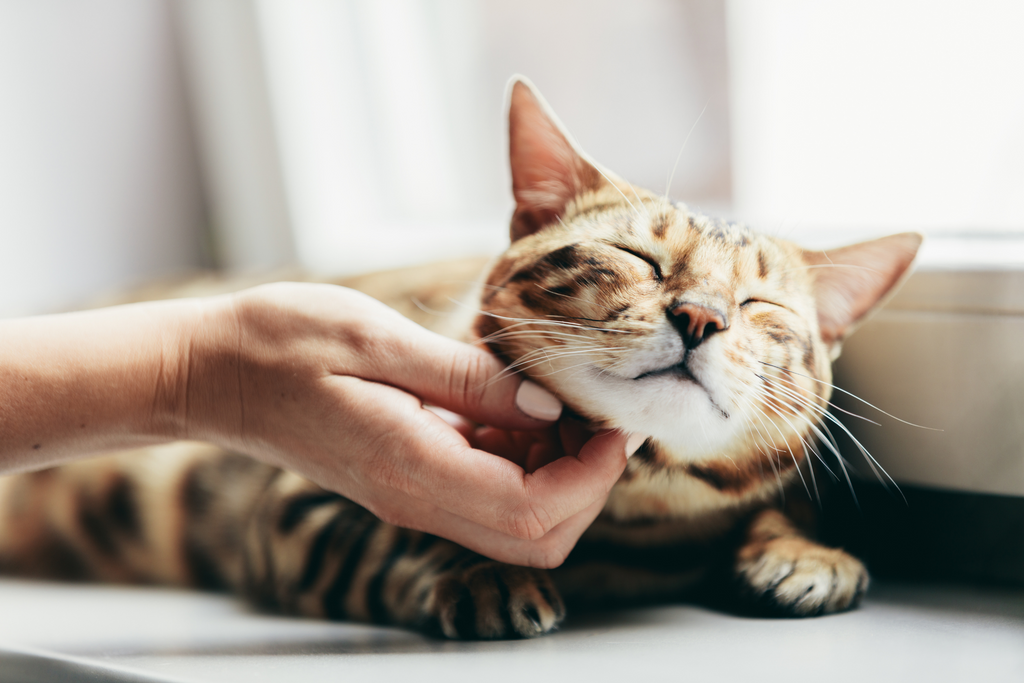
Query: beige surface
835 269 1024 496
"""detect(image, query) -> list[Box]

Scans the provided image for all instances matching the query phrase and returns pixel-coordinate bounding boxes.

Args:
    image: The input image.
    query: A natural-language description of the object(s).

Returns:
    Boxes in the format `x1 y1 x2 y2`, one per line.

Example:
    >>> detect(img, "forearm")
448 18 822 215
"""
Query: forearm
0 299 209 473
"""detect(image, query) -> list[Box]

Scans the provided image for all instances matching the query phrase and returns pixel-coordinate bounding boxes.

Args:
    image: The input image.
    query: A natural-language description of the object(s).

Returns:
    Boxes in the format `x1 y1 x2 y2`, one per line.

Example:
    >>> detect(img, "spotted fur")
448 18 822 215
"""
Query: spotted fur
0 78 921 638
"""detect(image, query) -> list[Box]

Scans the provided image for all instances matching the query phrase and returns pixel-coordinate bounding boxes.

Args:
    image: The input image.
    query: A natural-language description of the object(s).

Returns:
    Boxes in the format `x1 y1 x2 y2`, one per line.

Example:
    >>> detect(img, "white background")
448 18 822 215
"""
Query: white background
1 0 1022 317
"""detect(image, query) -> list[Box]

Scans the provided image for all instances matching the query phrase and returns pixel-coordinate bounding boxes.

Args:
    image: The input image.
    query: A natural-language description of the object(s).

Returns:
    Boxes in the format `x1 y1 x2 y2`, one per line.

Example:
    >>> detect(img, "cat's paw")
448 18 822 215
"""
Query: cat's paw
425 562 565 639
735 537 868 617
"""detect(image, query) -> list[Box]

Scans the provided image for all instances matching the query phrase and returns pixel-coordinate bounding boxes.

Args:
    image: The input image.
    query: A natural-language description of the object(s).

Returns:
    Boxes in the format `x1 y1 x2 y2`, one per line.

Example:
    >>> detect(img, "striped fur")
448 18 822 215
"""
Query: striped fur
0 79 921 638
0 446 563 638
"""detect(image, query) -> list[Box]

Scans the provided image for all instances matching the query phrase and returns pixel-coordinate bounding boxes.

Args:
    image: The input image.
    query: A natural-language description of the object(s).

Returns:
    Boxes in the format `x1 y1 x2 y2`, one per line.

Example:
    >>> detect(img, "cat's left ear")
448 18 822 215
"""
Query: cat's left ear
804 232 923 359
507 76 606 241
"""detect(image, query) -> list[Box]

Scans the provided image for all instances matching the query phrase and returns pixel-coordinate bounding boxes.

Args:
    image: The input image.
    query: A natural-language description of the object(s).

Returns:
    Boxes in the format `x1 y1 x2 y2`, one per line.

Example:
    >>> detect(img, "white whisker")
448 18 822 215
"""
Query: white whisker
759 361 939 431
591 164 645 223
664 100 709 200
757 371 904 504
751 388 816 500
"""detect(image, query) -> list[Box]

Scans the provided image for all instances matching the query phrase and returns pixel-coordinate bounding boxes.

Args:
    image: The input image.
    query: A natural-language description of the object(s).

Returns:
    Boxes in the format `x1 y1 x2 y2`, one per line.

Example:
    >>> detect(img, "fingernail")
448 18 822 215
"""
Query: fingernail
625 433 649 458
515 380 563 421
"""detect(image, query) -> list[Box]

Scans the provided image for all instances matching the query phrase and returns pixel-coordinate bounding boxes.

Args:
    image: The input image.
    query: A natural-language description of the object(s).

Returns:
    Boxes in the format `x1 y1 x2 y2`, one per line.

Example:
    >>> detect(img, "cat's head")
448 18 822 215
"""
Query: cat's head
476 78 921 464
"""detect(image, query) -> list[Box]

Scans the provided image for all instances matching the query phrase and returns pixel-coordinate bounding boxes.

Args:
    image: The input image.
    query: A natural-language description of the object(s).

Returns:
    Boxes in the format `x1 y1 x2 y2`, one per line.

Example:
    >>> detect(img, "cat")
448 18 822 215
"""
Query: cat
0 77 921 639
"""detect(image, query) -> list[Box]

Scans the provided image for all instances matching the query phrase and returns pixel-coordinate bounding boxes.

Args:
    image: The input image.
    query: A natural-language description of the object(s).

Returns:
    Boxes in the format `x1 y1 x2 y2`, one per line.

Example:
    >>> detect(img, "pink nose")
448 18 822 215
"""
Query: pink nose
669 302 728 349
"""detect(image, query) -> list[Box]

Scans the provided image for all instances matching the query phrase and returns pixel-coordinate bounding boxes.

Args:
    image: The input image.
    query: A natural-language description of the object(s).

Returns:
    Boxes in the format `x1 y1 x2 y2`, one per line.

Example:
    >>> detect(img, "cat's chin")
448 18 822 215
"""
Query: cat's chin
555 365 742 460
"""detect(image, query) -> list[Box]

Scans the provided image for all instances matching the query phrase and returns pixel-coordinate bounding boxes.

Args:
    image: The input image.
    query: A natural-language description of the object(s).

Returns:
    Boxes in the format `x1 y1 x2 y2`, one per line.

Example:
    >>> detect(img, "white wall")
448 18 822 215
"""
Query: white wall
238 0 731 275
176 0 294 271
0 0 207 318
728 0 1024 247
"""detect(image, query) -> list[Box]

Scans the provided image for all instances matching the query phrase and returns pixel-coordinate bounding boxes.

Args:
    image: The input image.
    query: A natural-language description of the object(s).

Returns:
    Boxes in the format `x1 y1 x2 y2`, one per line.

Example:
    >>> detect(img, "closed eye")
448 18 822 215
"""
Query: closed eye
742 298 786 310
616 246 663 281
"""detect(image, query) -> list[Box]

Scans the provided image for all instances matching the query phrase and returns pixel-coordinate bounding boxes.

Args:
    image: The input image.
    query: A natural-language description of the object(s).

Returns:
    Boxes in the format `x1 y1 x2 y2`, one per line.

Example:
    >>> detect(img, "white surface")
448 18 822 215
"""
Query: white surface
728 0 1024 234
0 579 1020 682
0 0 206 318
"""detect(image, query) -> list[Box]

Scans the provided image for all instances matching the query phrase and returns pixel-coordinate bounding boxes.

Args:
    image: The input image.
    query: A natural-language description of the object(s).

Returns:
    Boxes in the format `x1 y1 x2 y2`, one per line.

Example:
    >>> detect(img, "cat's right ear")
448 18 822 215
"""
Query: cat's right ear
804 232 923 360
507 77 604 241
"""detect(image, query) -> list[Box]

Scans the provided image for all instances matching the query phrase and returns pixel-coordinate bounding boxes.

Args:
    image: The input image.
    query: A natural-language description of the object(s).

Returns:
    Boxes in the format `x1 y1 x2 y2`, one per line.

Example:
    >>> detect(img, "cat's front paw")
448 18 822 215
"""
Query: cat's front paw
735 537 868 616
425 561 565 639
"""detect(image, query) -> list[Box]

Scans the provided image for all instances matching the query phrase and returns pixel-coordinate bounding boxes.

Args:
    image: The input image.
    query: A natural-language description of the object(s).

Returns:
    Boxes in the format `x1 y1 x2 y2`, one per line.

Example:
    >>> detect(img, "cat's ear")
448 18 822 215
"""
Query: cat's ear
804 232 923 359
507 77 605 241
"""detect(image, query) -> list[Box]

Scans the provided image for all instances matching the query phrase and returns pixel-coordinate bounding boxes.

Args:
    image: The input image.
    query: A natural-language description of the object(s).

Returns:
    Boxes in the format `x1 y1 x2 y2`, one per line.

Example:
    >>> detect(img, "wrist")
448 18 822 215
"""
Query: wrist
165 293 245 448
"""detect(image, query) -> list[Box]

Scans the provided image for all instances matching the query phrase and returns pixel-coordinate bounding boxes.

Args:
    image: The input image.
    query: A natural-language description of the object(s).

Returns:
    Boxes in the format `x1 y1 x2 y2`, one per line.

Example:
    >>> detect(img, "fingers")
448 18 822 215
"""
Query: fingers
499 429 629 540
331 377 629 542
241 283 561 429
371 490 610 568
349 316 563 430
448 496 610 568
412 423 624 542
469 425 558 469
423 405 476 440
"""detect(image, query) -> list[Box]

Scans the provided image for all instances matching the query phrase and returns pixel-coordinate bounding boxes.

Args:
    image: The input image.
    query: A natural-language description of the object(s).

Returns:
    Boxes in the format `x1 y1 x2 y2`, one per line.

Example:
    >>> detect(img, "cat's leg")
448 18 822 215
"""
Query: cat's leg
733 507 868 616
242 472 565 639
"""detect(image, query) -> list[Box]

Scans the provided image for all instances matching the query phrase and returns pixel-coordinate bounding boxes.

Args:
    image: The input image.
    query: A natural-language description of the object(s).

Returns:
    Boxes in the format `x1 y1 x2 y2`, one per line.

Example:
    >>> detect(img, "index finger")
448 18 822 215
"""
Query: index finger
345 312 564 430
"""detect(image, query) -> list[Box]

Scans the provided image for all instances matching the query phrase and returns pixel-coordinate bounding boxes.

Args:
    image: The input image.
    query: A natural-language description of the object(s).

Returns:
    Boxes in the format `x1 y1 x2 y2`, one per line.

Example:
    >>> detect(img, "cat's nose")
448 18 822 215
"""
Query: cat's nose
669 302 729 349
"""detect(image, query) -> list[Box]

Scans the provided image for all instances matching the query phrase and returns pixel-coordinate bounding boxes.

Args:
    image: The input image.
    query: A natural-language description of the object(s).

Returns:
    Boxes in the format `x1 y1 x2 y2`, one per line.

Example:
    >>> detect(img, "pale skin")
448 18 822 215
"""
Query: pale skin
0 282 642 568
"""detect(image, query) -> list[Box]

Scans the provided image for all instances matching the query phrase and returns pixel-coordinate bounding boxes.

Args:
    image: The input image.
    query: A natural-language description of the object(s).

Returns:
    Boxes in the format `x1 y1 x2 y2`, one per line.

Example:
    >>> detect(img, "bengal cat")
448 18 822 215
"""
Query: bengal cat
0 78 921 639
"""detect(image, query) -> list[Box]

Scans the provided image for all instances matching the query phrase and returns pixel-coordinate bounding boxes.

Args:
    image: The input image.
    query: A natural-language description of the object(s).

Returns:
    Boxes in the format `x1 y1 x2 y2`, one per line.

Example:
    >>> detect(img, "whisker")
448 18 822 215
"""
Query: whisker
664 100 709 200
479 329 607 345
749 382 838 481
747 403 787 499
758 373 904 504
762 371 881 426
759 361 940 430
503 347 610 372
626 184 653 221
498 346 618 378
751 389 818 500
753 401 806 497
456 302 632 334
529 358 610 379
591 165 645 223
696 409 714 455
754 376 855 470
803 441 821 506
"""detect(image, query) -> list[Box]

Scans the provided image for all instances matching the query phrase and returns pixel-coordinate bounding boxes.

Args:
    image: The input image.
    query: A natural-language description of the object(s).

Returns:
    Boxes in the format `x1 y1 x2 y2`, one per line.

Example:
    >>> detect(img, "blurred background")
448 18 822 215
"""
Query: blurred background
2 0 1021 319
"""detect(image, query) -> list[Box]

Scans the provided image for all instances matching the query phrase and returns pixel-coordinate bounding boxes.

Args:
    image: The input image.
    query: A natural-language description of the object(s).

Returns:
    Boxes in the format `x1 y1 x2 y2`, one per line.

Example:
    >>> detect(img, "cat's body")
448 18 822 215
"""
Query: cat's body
0 79 921 638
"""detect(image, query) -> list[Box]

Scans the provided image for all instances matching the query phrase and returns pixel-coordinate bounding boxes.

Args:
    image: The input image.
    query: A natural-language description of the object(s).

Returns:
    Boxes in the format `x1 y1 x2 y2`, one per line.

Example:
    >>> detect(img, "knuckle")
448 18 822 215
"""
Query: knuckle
505 502 553 542
341 317 385 356
365 442 413 497
449 352 490 408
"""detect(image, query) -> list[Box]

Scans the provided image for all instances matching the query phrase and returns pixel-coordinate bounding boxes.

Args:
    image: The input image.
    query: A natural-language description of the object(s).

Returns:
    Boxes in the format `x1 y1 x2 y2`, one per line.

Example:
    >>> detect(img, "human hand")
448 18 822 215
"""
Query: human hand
181 282 644 567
